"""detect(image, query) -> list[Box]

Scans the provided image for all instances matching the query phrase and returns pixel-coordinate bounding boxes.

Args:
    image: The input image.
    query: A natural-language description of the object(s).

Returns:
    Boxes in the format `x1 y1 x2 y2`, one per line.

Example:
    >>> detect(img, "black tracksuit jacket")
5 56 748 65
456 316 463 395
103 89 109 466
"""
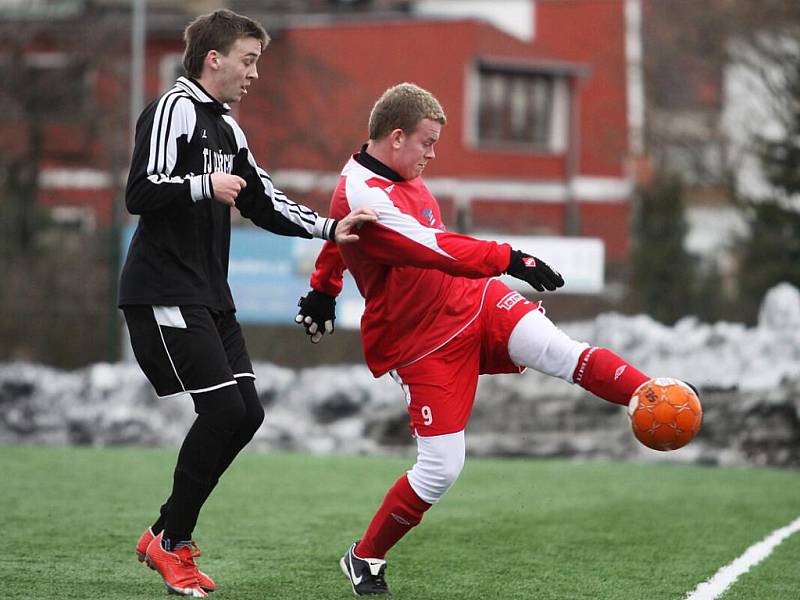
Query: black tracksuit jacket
118 76 335 311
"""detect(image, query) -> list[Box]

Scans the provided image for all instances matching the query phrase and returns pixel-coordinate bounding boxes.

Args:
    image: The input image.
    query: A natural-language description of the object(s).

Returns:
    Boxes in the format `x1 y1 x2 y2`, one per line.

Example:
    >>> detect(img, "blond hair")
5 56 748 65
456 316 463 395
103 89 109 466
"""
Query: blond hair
183 9 270 78
368 83 447 140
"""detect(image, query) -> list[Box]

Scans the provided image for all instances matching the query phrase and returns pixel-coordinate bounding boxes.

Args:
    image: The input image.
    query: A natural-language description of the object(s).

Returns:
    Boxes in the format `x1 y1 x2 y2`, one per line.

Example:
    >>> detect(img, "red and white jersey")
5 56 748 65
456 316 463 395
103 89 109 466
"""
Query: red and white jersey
310 155 511 377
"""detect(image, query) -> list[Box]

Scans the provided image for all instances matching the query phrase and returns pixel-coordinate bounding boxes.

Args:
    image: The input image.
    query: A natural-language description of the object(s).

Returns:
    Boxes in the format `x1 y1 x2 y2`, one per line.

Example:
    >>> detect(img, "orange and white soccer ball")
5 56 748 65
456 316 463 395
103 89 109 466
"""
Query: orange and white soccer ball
628 378 702 451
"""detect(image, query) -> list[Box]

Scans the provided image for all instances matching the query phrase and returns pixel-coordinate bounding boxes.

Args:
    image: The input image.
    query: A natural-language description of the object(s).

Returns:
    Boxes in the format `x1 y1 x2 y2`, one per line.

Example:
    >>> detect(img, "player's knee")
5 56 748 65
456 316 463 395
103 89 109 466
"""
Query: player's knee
236 378 265 435
210 401 247 436
234 399 264 442
244 400 265 433
408 447 465 503
439 458 465 495
193 386 247 435
416 458 464 504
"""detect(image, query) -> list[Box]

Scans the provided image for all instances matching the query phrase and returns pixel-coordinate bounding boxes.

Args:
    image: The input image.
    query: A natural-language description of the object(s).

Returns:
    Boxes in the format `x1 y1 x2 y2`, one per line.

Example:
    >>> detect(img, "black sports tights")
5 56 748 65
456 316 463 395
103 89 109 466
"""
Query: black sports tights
155 378 265 542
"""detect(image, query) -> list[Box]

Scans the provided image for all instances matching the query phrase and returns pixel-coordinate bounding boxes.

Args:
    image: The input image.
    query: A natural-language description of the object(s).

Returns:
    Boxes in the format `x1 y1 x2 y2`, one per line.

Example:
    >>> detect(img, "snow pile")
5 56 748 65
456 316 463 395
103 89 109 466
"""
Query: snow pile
1 283 799 465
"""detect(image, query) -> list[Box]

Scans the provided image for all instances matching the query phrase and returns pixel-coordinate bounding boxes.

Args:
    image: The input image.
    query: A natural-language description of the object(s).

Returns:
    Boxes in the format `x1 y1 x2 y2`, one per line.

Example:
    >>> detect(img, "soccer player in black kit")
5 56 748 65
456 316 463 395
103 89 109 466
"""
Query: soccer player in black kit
119 9 376 597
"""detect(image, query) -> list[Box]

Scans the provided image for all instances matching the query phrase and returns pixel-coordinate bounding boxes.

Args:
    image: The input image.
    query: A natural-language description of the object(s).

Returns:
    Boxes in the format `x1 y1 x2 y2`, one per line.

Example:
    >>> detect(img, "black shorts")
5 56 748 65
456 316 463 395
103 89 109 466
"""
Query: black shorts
122 305 254 398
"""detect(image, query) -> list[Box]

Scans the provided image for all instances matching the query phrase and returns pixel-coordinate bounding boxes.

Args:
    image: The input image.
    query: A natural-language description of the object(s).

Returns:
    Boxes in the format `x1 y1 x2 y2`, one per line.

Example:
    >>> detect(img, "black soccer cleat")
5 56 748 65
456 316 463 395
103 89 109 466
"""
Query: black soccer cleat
339 541 392 596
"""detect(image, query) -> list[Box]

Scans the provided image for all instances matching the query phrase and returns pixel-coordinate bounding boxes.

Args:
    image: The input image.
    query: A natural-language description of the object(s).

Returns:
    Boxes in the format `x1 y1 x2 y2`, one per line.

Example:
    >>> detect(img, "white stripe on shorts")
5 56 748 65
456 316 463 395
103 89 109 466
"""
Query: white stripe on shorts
153 307 187 393
152 305 187 328
155 379 239 399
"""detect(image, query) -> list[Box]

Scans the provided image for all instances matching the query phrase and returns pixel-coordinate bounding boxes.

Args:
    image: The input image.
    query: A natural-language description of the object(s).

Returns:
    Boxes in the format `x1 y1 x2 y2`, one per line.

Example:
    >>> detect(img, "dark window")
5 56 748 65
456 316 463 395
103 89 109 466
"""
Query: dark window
476 66 557 150
25 54 89 116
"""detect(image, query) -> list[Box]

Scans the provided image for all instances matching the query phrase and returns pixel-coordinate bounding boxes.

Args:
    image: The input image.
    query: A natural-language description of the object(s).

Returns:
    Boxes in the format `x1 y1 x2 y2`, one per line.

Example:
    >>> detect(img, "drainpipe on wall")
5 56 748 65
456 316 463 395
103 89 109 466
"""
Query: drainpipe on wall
111 0 147 362
565 74 582 236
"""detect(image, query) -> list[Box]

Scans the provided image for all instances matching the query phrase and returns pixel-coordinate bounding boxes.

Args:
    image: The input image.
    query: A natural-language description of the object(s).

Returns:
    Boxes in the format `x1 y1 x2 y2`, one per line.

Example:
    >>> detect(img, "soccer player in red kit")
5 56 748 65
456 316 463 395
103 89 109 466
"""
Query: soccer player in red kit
295 83 690 596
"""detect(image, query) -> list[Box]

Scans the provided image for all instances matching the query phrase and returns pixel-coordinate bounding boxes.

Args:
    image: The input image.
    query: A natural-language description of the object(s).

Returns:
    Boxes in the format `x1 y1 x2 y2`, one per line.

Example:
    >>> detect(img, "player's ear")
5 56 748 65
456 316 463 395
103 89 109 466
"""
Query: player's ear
206 50 221 70
389 128 405 149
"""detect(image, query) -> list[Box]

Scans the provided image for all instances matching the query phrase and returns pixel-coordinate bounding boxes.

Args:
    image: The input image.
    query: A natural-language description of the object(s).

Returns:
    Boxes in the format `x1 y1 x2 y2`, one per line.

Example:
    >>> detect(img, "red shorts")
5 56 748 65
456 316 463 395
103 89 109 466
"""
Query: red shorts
390 279 543 437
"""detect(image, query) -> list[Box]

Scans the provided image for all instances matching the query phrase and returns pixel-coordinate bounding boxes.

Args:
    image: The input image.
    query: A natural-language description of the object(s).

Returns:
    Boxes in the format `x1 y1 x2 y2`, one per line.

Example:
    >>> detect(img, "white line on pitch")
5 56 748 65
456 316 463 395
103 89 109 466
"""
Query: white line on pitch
683 514 800 600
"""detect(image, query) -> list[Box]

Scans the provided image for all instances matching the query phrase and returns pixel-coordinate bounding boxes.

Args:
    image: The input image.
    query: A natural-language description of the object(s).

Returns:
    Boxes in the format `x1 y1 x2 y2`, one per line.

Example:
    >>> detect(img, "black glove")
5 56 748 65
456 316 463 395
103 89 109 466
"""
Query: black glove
506 249 565 292
295 290 336 343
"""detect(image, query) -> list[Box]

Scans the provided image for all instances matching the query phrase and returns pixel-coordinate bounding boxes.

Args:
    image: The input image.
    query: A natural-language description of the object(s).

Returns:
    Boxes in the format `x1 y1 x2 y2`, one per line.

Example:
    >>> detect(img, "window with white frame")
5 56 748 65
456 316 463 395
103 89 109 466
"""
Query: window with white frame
472 63 569 153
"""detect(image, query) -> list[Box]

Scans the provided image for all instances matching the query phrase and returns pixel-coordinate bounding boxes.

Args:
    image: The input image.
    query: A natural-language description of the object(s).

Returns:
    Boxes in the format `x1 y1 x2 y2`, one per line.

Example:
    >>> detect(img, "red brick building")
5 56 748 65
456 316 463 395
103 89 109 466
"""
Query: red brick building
37 0 643 262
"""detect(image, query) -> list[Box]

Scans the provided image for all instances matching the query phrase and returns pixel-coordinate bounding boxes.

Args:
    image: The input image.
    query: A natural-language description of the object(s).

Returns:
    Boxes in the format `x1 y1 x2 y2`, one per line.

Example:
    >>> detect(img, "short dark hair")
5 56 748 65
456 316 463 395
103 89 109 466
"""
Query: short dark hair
182 9 269 78
368 83 447 140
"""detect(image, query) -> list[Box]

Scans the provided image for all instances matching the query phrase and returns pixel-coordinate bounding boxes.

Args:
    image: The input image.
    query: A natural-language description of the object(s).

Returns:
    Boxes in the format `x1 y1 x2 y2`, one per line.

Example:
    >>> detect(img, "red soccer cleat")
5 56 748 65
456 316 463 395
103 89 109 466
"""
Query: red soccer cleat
136 528 216 593
144 531 216 597
135 527 156 563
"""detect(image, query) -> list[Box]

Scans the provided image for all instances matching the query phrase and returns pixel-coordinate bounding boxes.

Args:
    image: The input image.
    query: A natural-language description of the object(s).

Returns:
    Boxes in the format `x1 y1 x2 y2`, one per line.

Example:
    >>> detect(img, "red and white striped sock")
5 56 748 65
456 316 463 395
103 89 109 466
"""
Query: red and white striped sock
572 347 649 405
355 474 431 559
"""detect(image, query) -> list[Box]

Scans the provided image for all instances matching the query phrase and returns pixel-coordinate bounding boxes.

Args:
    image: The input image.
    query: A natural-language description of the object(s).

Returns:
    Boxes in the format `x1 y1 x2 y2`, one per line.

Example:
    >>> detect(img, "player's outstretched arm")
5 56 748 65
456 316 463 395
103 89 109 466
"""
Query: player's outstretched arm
333 206 379 244
505 249 565 292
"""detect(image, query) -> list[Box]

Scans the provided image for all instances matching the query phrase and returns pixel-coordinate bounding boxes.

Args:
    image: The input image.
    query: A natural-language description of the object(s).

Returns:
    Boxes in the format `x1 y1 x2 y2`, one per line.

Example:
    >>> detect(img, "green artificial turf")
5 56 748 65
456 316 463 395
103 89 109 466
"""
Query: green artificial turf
719 522 800 600
1 446 799 599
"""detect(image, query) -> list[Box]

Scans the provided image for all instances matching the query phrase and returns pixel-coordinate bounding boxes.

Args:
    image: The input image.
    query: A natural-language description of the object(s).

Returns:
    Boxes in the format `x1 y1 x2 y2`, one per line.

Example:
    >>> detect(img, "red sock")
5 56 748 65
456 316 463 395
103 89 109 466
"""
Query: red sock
355 474 431 559
572 347 649 405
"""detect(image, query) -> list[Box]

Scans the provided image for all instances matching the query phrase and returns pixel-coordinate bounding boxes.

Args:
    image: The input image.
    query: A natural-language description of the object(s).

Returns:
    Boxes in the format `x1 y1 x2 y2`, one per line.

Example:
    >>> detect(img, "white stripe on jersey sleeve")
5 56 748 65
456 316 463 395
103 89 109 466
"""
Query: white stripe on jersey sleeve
189 174 212 202
146 92 196 178
223 114 320 233
344 165 455 260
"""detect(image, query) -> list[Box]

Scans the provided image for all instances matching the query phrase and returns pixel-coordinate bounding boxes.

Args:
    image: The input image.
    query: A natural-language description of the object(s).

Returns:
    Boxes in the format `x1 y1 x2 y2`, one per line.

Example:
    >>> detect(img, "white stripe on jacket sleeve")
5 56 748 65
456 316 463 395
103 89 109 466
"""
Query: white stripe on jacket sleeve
223 114 323 236
146 93 196 183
